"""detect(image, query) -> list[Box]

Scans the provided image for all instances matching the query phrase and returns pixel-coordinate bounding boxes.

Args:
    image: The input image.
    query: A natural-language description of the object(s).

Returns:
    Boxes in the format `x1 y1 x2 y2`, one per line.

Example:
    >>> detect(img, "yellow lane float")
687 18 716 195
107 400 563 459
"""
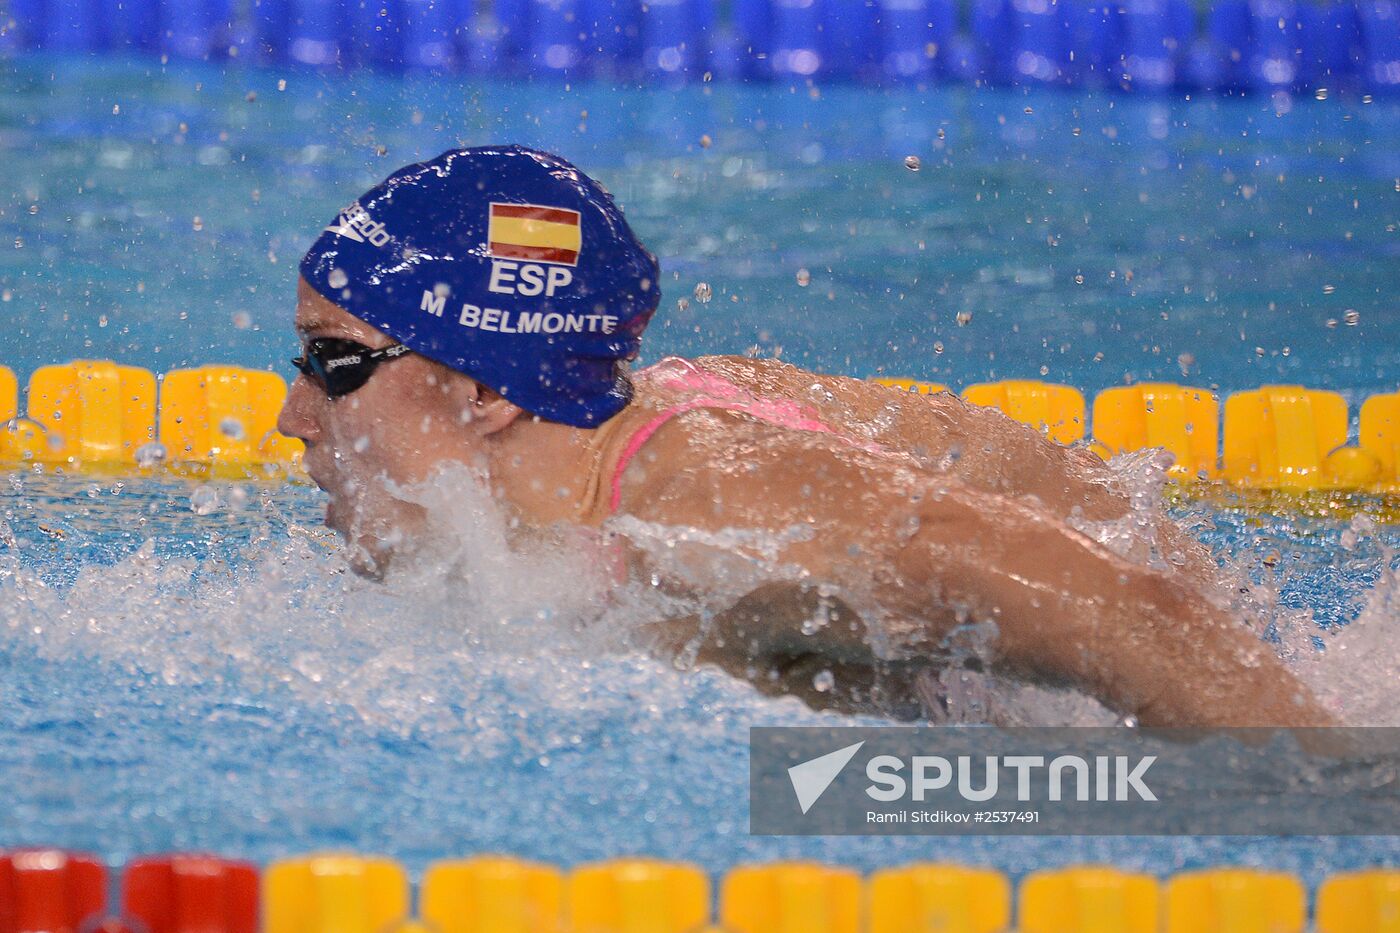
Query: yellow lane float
568 858 709 933
1165 868 1306 933
422 856 563 933
4 360 1400 501
961 379 1087 445
1093 383 1219 479
868 863 1010 933
1018 865 1159 933
160 365 302 477
1317 869 1400 933
264 853 409 933
720 861 861 933
3 361 155 468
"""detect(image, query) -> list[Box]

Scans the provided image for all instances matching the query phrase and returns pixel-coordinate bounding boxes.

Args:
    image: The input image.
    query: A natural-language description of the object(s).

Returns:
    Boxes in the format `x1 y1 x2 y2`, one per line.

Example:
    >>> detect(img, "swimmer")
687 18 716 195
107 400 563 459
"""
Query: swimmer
277 145 1335 730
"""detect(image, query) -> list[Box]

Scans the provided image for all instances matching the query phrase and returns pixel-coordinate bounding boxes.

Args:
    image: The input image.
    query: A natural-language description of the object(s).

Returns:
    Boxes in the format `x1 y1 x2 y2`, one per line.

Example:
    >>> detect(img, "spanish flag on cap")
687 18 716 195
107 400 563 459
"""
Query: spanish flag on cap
488 202 582 266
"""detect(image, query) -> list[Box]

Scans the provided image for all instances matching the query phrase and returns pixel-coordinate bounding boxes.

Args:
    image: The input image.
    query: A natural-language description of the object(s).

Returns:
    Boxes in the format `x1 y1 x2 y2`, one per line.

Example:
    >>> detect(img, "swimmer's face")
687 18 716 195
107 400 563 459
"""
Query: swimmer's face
277 277 490 577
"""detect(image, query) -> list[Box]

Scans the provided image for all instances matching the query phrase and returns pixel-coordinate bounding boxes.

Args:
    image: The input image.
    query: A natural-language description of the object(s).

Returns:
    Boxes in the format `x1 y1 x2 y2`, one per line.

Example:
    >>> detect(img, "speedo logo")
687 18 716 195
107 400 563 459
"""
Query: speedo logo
324 345 408 371
324 202 391 247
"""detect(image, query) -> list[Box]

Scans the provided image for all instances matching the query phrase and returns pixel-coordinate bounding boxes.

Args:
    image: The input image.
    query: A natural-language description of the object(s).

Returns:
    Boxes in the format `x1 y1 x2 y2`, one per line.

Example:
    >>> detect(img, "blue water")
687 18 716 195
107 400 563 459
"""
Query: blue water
3 56 1399 394
3 54 1400 884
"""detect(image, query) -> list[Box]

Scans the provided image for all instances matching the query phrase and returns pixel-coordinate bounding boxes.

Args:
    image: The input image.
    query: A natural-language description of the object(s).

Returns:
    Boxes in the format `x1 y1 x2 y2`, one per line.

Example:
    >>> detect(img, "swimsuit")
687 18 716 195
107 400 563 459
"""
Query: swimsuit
607 358 847 512
605 357 888 513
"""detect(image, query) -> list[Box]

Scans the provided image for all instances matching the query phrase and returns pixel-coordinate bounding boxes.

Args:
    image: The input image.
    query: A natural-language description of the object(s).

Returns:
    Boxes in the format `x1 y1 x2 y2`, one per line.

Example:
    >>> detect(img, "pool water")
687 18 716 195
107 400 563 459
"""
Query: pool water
2 54 1400 881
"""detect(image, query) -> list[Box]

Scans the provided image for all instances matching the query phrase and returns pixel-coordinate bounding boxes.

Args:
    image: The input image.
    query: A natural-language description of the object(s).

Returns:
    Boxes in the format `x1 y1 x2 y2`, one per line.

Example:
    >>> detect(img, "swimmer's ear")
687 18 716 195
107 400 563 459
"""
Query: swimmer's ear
462 381 524 437
428 363 522 437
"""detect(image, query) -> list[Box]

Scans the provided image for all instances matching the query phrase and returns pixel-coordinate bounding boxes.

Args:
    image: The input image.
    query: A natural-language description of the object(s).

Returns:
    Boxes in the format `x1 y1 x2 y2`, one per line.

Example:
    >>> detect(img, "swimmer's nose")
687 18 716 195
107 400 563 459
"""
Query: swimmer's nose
277 375 323 446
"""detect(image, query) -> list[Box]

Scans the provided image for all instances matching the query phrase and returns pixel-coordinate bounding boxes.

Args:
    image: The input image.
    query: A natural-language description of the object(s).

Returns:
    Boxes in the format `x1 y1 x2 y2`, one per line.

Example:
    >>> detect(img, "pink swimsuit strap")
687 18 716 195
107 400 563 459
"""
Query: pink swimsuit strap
608 358 879 512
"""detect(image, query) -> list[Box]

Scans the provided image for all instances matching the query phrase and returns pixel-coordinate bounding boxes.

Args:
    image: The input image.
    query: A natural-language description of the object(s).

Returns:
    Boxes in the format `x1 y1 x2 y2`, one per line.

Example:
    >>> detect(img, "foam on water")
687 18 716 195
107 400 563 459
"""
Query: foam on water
1 447 1389 742
1297 521 1400 726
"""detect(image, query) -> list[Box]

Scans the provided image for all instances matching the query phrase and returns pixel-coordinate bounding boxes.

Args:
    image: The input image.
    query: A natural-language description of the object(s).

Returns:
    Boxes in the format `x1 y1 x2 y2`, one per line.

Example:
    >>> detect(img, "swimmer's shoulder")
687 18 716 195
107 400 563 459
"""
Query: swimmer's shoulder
688 355 968 407
643 354 883 402
643 355 976 440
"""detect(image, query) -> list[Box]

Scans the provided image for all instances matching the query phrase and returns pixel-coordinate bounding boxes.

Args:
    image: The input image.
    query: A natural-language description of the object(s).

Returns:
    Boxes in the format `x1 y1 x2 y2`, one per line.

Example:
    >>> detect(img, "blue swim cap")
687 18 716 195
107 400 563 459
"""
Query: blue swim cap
300 145 660 427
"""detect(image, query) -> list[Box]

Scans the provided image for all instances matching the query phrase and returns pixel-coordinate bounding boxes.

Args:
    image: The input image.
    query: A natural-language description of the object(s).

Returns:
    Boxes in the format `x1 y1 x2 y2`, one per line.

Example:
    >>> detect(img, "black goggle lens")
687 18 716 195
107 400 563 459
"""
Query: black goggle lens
292 338 407 398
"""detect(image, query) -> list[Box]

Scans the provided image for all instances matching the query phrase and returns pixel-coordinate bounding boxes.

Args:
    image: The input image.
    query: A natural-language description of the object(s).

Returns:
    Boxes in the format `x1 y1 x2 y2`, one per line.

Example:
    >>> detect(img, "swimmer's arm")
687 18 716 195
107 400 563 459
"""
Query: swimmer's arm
624 431 1333 728
879 485 1334 728
928 398 1221 585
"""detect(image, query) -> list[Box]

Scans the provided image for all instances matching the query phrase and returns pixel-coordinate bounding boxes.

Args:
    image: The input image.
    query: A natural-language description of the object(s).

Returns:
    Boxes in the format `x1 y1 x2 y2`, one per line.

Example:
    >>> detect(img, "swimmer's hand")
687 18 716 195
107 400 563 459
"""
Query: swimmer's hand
623 417 1336 729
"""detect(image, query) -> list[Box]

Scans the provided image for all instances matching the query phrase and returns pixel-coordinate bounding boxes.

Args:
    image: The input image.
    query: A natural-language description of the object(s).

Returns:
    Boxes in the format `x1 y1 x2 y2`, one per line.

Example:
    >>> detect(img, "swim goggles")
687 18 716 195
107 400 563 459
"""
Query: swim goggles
292 337 411 399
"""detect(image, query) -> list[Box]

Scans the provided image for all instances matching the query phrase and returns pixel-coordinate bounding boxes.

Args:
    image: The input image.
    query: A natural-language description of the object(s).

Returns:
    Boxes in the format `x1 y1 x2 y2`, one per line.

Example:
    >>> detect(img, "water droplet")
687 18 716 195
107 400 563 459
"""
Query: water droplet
934 341 945 354
1315 87 1328 100
903 155 921 172
135 442 166 468
277 78 287 91
219 417 245 441
112 103 120 115
1323 283 1336 294
13 237 22 249
353 435 370 453
97 314 108 328
813 669 835 693
192 216 204 232
795 268 811 287
189 486 220 515
699 134 712 148
232 311 252 329
1074 273 1085 285
956 310 973 326
328 268 349 289
27 204 37 215
693 282 712 303
1345 309 1360 326
676 297 690 312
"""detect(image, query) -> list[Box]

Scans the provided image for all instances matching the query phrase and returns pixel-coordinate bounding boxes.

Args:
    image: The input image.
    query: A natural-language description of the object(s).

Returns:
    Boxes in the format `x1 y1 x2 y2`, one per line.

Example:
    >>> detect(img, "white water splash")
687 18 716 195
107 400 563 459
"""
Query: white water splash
0 452 1394 738
1297 520 1400 726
